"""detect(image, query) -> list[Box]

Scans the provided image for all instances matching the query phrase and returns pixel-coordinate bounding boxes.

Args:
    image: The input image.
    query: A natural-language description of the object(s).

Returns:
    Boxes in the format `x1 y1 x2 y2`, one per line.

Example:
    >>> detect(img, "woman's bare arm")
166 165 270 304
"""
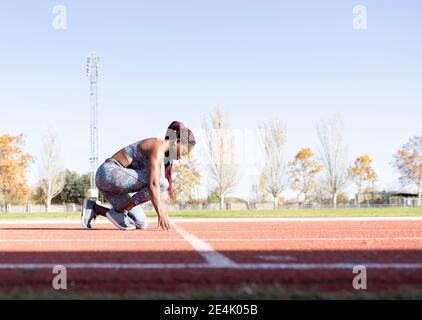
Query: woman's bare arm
148 143 171 231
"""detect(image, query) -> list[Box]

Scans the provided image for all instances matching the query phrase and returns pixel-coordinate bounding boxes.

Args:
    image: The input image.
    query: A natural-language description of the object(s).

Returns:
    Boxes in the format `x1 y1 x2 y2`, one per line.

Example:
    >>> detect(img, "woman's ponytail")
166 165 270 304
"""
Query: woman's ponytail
164 121 196 201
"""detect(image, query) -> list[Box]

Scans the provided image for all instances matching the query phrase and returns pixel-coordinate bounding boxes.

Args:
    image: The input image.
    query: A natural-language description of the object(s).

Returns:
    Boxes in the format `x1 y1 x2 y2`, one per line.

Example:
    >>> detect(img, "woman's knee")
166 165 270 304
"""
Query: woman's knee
95 163 117 193
130 177 168 206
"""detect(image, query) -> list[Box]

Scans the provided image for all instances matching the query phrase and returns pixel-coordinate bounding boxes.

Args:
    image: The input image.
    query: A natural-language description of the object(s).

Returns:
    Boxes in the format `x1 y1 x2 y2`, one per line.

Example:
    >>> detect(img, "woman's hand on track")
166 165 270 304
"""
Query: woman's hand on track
157 214 171 231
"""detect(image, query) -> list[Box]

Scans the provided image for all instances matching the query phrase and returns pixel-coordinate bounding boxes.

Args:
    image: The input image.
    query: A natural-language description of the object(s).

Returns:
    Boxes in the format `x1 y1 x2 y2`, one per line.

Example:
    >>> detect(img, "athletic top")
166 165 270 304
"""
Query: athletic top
123 140 172 173
123 140 149 171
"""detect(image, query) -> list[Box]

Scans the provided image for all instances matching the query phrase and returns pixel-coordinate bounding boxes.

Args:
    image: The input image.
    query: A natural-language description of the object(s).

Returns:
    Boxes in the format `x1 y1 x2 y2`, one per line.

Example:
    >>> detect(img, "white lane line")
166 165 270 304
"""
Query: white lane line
2 216 422 225
0 220 111 225
233 263 422 270
220 237 422 241
0 239 182 243
203 237 422 242
2 237 422 243
1 262 422 270
258 255 297 261
173 224 237 267
173 217 422 223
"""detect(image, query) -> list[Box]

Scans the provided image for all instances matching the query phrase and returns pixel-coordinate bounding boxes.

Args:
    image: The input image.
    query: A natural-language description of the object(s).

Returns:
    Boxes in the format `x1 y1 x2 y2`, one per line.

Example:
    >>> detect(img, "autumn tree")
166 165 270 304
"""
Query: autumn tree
0 134 31 204
258 119 288 209
172 158 201 204
316 116 349 208
336 192 350 204
289 148 323 205
203 107 238 210
39 130 65 212
393 136 422 206
348 155 377 206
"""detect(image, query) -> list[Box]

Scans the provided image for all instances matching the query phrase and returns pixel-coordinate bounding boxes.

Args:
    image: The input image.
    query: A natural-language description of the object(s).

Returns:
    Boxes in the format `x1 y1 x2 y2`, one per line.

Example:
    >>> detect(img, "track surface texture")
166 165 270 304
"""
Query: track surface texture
1 217 422 296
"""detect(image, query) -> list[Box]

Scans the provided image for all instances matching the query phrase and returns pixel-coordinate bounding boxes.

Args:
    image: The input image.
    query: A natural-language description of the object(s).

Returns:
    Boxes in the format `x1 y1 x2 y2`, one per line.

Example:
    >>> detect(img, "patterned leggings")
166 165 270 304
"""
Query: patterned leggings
95 158 169 208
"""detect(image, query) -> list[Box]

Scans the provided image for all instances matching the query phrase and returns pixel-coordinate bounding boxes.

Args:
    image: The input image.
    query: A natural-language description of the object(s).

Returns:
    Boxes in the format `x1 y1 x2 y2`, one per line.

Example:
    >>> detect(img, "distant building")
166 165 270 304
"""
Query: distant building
384 192 419 207
357 191 419 207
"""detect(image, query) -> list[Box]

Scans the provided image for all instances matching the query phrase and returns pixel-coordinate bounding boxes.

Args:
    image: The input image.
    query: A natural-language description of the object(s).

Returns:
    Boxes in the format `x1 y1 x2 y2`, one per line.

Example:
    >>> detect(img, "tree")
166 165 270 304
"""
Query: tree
0 134 31 204
336 192 349 204
258 120 288 209
39 130 65 212
310 186 331 206
203 107 239 210
172 158 201 204
289 147 323 205
393 136 422 207
206 188 220 204
53 170 91 204
348 155 377 207
30 185 46 204
316 116 349 208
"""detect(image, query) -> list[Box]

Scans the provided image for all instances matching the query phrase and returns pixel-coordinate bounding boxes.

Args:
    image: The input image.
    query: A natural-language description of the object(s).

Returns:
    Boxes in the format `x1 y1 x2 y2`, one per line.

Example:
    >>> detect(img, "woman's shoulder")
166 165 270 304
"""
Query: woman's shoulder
138 138 166 156
139 137 166 148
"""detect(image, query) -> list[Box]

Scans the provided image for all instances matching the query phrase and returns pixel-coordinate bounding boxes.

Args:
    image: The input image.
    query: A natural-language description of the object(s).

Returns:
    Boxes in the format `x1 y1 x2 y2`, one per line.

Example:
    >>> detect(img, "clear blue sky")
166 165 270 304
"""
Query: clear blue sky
0 1 421 199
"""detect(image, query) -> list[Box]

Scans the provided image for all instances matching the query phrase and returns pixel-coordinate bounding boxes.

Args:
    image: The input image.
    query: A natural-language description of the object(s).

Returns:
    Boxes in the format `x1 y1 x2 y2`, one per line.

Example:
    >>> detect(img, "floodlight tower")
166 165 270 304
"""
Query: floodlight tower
86 53 100 200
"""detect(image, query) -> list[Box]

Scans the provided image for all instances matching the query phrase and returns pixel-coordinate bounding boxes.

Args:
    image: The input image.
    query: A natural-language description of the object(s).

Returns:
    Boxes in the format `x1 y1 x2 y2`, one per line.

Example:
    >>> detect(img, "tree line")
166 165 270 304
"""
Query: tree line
181 109 421 209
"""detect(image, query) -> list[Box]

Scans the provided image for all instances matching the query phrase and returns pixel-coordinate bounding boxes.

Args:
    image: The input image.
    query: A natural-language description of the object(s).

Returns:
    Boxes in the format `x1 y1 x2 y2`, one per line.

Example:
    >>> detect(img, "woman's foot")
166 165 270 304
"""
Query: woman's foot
106 208 136 230
127 206 149 230
81 199 97 229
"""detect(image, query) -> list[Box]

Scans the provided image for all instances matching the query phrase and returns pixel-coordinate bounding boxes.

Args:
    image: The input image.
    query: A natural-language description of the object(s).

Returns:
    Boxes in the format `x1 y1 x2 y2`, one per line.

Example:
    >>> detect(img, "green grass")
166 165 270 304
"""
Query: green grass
2 283 422 300
155 207 422 218
0 207 421 220
0 212 82 220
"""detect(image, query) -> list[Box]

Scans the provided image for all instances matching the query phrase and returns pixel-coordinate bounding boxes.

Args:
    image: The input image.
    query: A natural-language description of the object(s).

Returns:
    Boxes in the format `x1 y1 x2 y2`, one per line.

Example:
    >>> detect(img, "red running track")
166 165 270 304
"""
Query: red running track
1 217 422 294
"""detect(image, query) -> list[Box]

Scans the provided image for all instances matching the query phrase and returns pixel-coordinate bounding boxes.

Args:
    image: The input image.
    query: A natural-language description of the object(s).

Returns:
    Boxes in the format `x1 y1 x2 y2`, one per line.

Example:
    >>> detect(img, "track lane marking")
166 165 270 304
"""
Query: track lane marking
258 255 297 261
2 237 422 242
2 216 422 225
2 262 422 270
173 224 237 267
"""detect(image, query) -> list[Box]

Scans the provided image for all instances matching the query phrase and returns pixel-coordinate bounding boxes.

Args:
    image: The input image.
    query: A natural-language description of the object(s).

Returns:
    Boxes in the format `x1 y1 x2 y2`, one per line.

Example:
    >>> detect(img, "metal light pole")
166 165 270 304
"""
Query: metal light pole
86 53 100 200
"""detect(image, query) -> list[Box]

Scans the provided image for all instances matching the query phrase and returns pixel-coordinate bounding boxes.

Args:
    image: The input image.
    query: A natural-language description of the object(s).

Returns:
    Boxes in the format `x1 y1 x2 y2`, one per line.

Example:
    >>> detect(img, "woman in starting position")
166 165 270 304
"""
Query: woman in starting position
81 121 196 231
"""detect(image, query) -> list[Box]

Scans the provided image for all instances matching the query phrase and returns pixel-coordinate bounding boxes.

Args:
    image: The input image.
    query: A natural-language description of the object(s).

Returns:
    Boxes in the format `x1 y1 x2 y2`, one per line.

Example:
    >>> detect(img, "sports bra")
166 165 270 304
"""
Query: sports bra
123 140 173 172
123 140 149 171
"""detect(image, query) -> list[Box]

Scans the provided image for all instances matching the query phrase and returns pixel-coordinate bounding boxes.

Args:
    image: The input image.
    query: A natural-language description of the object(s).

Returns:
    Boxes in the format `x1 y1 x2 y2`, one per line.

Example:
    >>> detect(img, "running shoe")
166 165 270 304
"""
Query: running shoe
106 207 136 231
127 206 149 230
81 198 97 230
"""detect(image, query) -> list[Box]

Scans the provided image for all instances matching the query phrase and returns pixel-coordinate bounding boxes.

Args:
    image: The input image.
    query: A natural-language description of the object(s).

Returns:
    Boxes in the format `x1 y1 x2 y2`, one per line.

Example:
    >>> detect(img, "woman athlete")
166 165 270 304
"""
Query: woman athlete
81 121 196 231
